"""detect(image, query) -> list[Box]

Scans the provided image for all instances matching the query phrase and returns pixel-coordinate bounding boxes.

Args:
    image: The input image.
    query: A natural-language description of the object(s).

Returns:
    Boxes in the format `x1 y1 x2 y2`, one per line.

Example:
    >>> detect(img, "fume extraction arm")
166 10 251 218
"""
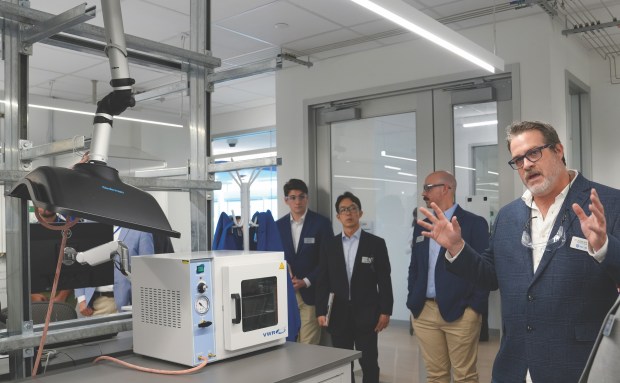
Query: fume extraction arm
9 0 180 238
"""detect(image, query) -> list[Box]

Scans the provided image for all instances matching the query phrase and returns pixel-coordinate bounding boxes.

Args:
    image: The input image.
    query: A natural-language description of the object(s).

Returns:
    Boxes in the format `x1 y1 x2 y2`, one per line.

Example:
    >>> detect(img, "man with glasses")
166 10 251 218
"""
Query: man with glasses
407 171 489 383
417 121 620 383
316 191 393 383
276 178 333 344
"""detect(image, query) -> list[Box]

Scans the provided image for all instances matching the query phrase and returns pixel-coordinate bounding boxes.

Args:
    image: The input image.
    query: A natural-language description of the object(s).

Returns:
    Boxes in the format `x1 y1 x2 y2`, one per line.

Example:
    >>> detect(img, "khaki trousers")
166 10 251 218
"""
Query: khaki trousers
296 291 321 344
92 296 117 316
412 300 482 383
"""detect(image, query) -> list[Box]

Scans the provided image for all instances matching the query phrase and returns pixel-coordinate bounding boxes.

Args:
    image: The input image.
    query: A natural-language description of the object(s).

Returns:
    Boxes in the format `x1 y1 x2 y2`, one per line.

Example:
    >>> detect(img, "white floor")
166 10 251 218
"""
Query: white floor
353 320 500 383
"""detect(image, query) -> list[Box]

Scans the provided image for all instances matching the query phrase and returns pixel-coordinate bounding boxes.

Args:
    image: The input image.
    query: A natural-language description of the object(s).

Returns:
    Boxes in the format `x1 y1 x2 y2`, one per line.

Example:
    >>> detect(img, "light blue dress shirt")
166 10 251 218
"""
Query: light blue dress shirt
426 203 457 298
342 227 362 299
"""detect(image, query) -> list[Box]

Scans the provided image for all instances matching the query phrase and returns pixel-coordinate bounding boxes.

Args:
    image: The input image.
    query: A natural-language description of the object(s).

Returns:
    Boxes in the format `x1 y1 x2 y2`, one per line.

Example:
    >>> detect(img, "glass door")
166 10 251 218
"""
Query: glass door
314 91 433 321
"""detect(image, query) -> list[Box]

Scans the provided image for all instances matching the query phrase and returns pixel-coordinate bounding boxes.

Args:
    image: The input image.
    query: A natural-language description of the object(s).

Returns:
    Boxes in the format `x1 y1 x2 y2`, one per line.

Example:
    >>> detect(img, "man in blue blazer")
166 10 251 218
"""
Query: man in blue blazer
418 121 620 383
276 179 333 344
407 170 489 383
76 228 154 316
316 192 393 383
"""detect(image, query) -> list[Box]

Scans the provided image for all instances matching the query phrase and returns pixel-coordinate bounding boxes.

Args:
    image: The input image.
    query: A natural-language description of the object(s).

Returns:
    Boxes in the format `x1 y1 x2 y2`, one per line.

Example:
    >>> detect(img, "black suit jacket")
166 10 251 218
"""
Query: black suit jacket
407 205 489 322
276 210 333 305
316 230 393 334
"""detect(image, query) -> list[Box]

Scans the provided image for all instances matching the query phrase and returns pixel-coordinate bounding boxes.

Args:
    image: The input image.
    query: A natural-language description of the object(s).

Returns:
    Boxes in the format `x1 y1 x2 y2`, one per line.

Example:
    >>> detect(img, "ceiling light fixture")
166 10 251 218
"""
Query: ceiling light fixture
397 172 415 177
463 120 498 128
348 0 504 73
381 150 416 162
2 99 182 129
384 165 401 170
335 174 416 185
24 103 183 128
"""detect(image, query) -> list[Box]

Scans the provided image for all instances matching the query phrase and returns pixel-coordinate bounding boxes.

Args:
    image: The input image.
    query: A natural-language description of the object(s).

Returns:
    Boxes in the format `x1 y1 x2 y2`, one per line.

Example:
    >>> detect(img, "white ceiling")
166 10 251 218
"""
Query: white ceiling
2 0 619 117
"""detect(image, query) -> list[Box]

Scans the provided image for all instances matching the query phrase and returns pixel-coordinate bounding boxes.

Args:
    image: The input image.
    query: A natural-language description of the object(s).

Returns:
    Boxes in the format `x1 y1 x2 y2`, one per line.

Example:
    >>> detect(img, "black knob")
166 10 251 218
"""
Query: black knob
198 321 212 328
197 281 207 294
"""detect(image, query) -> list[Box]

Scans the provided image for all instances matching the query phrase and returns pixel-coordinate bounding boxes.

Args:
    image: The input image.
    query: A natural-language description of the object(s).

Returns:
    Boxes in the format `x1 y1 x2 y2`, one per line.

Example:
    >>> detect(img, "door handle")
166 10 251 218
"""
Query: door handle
231 293 241 324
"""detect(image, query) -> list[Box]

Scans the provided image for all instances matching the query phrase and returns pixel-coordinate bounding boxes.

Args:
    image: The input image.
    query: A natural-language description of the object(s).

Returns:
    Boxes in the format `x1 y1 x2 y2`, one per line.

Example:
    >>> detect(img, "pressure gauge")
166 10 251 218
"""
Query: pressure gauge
195 296 210 314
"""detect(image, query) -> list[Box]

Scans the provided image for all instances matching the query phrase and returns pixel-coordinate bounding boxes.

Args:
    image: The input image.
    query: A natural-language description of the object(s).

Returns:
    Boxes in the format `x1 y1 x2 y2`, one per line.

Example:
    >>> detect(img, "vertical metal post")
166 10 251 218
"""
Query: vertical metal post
188 0 211 251
240 182 250 251
2 0 32 378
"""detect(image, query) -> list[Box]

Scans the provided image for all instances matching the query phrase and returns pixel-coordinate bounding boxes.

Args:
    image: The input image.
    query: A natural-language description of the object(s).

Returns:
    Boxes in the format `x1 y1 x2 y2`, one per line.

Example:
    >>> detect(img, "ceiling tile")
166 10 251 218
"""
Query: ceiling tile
285 28 363 54
288 0 381 27
212 0 277 22
225 75 275 97
216 1 341 46
311 40 383 60
211 26 276 61
30 45 106 75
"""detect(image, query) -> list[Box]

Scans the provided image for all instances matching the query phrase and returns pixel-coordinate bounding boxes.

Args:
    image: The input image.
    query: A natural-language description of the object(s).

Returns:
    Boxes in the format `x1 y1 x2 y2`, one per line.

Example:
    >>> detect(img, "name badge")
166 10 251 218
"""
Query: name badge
361 256 374 264
304 237 315 244
570 236 589 252
416 235 424 243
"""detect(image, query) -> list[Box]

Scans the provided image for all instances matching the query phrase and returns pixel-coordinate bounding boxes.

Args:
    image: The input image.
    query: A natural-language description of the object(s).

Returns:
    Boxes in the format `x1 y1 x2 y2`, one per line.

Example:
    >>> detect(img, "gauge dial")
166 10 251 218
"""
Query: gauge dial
195 296 210 314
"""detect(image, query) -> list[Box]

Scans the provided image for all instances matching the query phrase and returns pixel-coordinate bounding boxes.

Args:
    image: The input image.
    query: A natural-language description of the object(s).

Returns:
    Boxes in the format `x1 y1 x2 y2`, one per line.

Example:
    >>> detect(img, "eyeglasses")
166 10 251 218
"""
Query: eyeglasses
285 194 307 202
423 183 447 192
338 205 359 214
521 209 568 250
508 144 553 170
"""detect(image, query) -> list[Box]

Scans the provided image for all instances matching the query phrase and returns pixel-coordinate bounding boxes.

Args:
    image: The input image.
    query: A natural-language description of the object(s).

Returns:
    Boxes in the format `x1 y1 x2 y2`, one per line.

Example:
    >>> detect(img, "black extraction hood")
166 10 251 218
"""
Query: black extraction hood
8 162 180 238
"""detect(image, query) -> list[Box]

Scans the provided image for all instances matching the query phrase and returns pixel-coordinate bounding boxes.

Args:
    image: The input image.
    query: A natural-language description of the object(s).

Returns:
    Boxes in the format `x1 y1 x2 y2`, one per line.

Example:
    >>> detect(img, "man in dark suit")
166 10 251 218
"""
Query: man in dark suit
316 191 393 383
407 170 489 383
277 178 333 344
418 121 620 383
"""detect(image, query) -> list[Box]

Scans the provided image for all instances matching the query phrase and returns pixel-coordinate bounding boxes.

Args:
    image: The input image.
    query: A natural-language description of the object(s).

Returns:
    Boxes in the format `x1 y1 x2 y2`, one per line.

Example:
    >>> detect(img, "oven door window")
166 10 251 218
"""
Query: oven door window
241 277 278 332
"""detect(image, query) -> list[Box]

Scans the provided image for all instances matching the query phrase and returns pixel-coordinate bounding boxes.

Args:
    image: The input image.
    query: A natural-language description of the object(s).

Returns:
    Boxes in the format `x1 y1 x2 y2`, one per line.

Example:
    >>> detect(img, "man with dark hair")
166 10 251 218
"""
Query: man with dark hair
418 121 620 383
316 191 393 383
276 178 333 344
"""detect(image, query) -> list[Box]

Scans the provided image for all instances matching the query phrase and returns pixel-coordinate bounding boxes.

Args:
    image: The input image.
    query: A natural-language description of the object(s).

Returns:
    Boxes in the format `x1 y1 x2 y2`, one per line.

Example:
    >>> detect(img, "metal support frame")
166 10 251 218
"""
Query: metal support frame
207 58 282 85
0 170 221 192
0 0 221 377
19 136 88 161
134 81 189 103
0 314 132 353
19 3 95 52
188 0 211 252
562 19 620 36
0 1 220 71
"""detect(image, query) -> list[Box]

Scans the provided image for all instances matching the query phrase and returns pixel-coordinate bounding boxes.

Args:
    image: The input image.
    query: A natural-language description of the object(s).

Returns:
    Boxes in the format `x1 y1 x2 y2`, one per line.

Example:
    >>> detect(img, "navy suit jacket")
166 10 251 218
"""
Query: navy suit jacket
447 174 620 383
407 205 489 322
276 210 333 305
316 230 394 334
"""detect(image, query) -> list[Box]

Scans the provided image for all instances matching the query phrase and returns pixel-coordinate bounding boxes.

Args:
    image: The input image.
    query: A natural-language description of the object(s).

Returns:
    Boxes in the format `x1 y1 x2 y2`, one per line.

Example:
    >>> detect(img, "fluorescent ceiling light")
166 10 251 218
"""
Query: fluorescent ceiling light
455 165 476 171
222 151 277 162
398 172 415 177
348 0 504 73
25 103 183 128
384 165 401 170
335 174 416 185
487 171 499 175
463 120 498 128
381 150 416 162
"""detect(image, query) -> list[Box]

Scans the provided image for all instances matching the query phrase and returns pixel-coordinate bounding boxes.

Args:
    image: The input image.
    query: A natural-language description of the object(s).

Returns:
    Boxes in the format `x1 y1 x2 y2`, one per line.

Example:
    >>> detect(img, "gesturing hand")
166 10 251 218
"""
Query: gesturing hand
418 202 465 256
572 188 607 252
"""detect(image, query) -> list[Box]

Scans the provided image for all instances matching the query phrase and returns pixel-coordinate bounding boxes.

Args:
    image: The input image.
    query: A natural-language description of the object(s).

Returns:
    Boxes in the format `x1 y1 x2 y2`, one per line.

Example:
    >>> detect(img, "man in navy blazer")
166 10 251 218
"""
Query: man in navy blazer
276 179 333 344
418 121 620 383
407 170 489 383
316 192 393 383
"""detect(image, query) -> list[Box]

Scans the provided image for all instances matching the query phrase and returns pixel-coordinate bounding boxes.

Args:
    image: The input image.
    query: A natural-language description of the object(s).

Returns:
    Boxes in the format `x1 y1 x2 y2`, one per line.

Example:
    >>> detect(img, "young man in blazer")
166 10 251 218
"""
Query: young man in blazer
418 121 620 383
276 178 333 344
407 171 489 383
316 191 393 383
